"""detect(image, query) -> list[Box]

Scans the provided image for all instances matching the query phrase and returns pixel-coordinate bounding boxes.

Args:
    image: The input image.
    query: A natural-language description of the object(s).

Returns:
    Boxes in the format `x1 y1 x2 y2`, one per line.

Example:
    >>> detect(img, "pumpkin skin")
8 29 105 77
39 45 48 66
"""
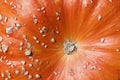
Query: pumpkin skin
0 0 120 80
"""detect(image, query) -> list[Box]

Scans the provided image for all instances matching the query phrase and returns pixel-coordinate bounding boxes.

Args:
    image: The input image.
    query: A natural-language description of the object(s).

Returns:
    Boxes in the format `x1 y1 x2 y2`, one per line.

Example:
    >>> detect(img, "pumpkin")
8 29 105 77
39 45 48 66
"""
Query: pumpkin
0 0 120 80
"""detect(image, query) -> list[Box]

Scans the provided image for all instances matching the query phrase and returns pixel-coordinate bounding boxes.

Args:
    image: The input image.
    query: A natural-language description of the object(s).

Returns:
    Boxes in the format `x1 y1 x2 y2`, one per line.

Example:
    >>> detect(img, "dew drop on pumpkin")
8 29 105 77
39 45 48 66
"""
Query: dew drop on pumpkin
1 44 9 53
6 27 13 34
0 14 2 20
28 75 33 79
0 36 3 42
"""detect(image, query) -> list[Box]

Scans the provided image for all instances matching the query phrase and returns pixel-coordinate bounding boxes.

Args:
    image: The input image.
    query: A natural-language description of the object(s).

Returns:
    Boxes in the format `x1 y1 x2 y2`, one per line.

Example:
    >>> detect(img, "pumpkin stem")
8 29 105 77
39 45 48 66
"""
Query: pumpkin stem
64 40 77 55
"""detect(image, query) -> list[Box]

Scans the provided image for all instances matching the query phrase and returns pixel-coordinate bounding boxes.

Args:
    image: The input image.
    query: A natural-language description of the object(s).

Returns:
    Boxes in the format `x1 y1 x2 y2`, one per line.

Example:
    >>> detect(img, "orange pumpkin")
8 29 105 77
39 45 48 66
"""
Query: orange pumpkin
0 0 120 80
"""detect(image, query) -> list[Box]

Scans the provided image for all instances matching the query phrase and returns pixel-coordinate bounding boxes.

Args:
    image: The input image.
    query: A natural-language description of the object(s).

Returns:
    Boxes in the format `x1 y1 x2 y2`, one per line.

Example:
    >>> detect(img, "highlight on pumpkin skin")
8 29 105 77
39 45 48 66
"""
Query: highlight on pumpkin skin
0 0 120 80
